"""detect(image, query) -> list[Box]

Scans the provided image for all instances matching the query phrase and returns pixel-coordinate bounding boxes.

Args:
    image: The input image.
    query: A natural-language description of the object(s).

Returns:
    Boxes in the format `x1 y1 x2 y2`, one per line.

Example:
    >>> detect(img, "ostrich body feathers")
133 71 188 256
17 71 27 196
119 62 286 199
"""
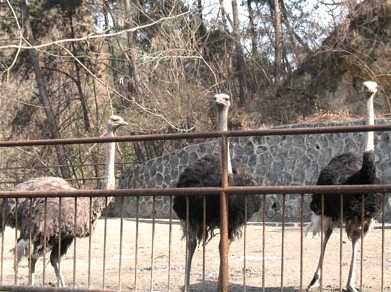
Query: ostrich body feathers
2 177 107 259
173 154 261 244
2 177 74 230
308 151 382 238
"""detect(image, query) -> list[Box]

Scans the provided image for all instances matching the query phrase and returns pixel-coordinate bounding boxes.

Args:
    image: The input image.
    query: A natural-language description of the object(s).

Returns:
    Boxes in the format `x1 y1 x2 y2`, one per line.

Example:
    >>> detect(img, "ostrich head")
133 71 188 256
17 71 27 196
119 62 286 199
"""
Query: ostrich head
214 93 231 109
213 93 231 132
363 81 378 98
213 93 233 174
107 115 128 133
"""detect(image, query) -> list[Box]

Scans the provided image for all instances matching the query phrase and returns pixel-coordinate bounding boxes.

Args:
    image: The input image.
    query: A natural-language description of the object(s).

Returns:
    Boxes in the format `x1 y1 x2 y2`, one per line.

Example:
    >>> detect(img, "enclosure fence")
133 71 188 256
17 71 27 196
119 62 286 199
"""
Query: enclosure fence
0 124 390 292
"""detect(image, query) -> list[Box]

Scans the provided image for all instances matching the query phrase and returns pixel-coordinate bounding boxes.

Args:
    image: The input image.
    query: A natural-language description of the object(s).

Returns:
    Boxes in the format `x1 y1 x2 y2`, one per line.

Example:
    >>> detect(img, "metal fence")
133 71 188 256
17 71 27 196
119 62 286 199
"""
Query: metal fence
0 124 390 292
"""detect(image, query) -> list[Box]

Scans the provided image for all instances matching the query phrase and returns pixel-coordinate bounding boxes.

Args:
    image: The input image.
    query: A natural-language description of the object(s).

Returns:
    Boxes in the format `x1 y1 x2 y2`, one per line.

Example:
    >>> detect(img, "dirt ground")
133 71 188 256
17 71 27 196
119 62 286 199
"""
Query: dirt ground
1 218 390 291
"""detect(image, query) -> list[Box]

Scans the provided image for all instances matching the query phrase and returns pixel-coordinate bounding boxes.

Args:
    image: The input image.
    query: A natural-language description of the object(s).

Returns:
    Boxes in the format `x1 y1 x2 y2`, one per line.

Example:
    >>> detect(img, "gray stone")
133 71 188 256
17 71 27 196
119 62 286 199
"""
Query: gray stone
109 119 391 222
256 145 268 154
248 154 257 167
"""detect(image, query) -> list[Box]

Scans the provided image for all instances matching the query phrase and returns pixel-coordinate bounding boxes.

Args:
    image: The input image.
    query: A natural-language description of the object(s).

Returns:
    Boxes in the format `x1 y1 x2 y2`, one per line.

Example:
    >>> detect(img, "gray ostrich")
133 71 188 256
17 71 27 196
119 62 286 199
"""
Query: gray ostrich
173 94 261 290
305 81 382 292
2 115 127 286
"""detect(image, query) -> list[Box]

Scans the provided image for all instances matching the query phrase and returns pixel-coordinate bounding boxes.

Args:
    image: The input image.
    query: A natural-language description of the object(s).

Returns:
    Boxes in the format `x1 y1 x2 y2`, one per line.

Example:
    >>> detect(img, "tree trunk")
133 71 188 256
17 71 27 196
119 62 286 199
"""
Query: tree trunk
197 0 203 20
219 0 228 29
123 0 142 98
232 0 247 105
274 0 284 85
279 0 310 66
247 0 257 56
21 3 71 178
69 13 91 132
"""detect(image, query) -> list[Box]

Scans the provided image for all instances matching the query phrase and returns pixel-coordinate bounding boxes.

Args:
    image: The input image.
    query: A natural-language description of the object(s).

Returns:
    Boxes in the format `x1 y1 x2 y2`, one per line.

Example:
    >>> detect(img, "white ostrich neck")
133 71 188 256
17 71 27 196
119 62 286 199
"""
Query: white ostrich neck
365 94 375 152
218 107 232 175
104 131 116 190
218 108 229 132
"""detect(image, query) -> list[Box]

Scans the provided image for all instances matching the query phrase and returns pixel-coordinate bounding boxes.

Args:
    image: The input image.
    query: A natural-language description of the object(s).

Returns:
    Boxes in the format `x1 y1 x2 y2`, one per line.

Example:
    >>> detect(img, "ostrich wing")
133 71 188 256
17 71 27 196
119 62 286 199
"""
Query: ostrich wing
316 153 362 185
311 153 361 218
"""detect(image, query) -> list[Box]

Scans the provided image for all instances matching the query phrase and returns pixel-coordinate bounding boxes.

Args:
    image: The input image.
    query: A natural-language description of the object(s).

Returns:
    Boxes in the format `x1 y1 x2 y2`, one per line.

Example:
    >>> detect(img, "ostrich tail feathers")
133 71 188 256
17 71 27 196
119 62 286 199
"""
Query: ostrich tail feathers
305 212 334 238
10 239 29 267
305 212 322 238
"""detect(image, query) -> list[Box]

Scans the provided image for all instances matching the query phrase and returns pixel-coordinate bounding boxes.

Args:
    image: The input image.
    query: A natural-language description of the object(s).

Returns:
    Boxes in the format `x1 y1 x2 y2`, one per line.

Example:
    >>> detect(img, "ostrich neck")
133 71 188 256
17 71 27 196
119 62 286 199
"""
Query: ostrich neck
92 130 116 215
218 107 232 175
365 94 375 152
105 131 116 190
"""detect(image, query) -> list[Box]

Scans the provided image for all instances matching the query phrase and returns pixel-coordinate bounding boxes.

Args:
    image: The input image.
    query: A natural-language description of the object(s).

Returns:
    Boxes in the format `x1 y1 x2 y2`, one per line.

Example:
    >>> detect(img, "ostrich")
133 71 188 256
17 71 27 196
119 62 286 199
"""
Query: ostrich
2 115 127 286
305 81 382 292
173 94 261 290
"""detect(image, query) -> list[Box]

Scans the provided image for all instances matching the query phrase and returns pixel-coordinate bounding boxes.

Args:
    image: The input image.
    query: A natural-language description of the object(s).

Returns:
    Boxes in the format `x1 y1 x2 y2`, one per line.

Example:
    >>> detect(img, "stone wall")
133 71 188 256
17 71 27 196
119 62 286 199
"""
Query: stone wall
109 119 391 221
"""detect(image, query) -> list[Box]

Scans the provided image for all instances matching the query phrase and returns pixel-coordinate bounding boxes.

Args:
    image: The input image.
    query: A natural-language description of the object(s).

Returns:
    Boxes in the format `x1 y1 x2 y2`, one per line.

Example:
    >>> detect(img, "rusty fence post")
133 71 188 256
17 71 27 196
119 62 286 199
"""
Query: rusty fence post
219 136 229 292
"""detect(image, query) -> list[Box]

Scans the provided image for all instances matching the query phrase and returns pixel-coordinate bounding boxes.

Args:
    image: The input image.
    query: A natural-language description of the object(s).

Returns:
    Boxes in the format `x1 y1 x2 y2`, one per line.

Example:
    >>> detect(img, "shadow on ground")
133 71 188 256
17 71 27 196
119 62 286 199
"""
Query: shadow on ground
188 281 299 291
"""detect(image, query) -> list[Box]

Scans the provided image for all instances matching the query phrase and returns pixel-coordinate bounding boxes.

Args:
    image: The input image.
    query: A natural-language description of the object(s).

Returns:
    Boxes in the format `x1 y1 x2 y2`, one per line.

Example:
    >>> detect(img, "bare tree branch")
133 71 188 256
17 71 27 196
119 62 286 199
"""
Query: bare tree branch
0 11 190 51
57 44 196 132
2 0 23 79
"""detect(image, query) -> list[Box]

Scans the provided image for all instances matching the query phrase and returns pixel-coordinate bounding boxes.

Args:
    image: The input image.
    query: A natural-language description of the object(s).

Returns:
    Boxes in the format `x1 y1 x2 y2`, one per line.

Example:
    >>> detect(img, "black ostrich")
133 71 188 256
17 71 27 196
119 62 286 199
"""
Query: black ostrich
173 94 261 290
306 81 382 292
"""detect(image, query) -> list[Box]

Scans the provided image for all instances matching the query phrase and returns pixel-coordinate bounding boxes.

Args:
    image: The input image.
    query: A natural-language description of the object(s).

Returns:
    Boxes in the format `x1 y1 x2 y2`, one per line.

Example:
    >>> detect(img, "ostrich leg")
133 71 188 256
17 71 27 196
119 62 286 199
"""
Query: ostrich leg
306 225 333 291
184 233 197 292
28 256 39 285
346 233 360 292
13 239 28 273
50 248 66 287
50 237 74 287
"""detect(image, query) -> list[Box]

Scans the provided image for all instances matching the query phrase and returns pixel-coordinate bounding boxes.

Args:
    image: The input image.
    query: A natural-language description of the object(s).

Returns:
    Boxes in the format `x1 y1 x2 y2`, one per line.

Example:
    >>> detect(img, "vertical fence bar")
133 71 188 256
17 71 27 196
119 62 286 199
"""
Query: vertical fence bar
0 199 5 284
28 198 32 285
299 193 304 292
219 136 229 292
320 193 324 292
167 195 173 292
185 196 189 291
43 197 48 285
280 194 286 292
0 150 2 284
243 195 247 292
58 197 62 287
14 198 18 285
262 194 266 292
87 197 92 289
102 196 108 289
202 195 206 290
360 194 364 292
134 196 140 291
118 197 124 291
73 197 78 288
150 196 156 292
381 193 385 292
339 194 343 292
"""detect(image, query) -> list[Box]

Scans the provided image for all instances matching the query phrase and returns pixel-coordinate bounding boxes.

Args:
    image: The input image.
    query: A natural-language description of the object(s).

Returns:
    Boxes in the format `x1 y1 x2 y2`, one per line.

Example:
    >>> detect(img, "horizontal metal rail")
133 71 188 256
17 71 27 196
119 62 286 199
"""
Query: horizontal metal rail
0 285 116 292
0 176 120 185
0 184 390 198
0 162 129 171
0 124 390 147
